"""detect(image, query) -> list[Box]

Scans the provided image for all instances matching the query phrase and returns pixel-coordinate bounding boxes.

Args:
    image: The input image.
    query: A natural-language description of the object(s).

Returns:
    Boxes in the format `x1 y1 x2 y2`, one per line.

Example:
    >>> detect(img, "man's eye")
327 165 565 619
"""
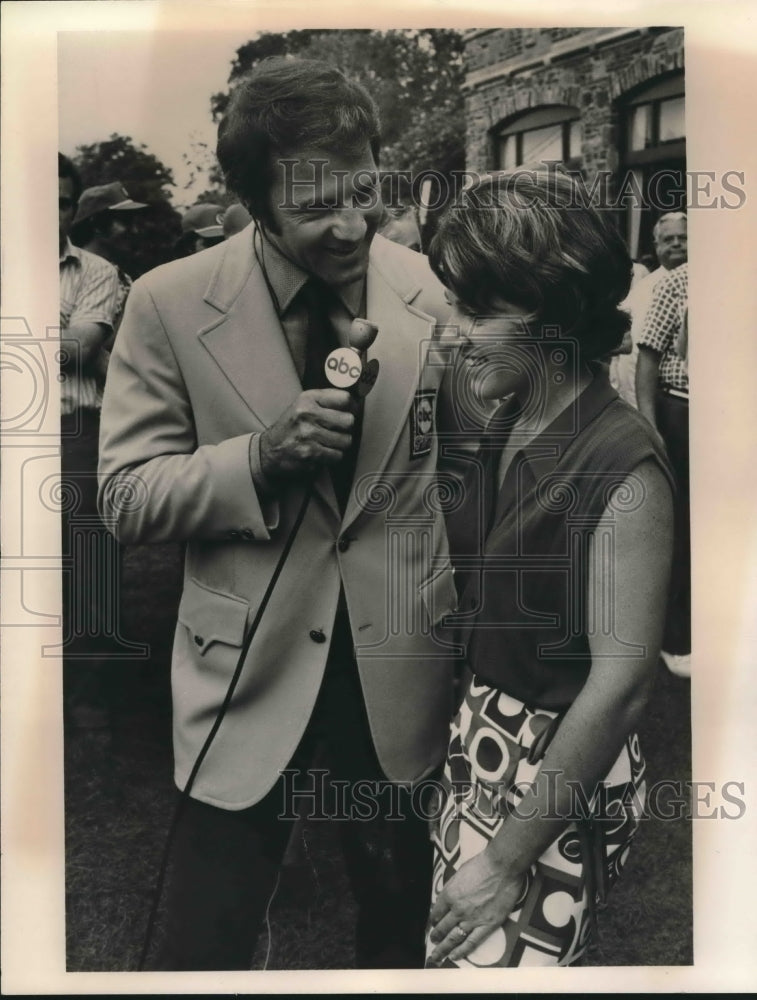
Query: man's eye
353 186 378 209
290 203 331 221
443 290 475 316
456 303 478 318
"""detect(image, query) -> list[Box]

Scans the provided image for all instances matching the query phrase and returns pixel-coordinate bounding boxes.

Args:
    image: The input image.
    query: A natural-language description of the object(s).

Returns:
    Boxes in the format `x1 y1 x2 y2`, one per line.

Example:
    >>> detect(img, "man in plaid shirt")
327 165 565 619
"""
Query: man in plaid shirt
59 153 124 726
636 261 690 677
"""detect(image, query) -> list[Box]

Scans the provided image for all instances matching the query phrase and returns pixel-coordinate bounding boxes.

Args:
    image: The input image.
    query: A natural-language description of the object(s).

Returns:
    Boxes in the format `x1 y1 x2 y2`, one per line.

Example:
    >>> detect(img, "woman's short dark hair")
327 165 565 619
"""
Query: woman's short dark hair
429 169 633 359
216 57 381 229
58 152 82 203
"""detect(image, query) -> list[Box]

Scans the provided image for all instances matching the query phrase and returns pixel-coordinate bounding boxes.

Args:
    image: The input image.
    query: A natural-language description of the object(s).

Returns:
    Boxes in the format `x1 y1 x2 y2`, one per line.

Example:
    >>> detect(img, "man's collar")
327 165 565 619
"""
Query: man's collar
257 229 364 317
59 238 81 265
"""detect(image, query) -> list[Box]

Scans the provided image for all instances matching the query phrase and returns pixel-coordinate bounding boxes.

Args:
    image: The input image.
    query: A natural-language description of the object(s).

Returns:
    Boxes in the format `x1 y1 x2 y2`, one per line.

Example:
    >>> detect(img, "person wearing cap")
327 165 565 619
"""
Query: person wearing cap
71 181 148 342
222 201 253 239
378 173 422 252
98 59 456 970
378 206 422 253
176 203 225 256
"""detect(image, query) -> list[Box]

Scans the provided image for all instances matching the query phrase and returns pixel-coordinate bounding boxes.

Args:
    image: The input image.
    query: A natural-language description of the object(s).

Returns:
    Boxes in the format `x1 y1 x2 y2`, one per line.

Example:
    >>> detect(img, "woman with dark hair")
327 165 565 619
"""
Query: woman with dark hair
425 170 675 968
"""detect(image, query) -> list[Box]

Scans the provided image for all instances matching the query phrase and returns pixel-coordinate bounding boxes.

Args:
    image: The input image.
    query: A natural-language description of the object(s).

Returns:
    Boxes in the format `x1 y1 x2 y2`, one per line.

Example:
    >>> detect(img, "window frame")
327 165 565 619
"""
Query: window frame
618 71 686 259
623 73 686 166
494 105 581 170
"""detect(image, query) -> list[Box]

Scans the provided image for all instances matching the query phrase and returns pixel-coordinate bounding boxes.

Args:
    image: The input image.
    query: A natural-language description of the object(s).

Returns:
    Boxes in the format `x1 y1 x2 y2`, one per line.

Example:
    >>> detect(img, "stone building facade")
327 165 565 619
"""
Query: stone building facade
463 27 686 259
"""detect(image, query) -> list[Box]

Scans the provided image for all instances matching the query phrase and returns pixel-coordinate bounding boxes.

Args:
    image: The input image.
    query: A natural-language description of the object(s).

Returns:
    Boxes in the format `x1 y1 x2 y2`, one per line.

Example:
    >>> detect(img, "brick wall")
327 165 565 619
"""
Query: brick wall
465 27 588 74
464 27 684 182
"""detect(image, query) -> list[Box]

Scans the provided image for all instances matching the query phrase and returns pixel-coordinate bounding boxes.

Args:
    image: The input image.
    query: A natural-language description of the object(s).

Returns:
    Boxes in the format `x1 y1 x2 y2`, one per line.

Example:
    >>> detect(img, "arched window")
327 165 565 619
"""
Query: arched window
495 106 581 170
625 74 685 157
620 72 685 260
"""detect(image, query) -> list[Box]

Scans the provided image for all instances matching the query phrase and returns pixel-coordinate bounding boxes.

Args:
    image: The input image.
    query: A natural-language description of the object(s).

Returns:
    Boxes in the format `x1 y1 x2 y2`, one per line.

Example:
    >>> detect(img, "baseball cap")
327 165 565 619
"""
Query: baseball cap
72 182 147 225
222 203 253 238
181 203 225 238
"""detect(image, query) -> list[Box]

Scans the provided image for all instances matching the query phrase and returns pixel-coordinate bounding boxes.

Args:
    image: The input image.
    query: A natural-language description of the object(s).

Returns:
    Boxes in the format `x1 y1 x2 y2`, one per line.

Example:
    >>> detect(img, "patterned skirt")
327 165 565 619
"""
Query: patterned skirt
426 674 647 968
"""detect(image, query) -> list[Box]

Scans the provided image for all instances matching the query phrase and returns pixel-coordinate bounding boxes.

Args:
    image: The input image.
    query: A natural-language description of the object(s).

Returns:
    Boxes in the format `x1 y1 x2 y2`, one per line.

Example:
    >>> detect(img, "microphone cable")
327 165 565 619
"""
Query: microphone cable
138 481 315 970
136 226 379 967
139 221 300 969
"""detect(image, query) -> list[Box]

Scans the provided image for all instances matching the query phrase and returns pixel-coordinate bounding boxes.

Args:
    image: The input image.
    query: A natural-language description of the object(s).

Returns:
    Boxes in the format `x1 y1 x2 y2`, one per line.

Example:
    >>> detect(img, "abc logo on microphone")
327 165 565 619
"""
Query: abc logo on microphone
324 347 364 389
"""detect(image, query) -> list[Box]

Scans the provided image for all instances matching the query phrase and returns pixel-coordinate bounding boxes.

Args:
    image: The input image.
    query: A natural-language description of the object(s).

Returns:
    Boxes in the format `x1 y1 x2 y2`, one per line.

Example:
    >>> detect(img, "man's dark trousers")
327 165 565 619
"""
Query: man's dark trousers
655 388 690 655
61 409 126 722
153 601 435 971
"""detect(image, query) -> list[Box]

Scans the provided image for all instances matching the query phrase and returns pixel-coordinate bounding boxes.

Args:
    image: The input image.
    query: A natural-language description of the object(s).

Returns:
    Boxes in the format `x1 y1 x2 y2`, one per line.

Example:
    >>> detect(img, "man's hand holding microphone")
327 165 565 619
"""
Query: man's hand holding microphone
259 319 379 483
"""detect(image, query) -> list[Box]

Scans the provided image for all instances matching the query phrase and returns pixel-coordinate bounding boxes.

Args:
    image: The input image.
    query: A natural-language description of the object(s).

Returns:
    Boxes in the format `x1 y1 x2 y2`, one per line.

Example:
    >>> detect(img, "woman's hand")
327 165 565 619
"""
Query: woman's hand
426 845 526 966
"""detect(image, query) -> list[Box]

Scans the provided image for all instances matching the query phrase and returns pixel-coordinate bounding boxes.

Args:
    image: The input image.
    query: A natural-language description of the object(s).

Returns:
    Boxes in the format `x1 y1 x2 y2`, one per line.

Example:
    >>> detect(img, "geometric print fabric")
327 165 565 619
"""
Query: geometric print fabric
426 675 646 967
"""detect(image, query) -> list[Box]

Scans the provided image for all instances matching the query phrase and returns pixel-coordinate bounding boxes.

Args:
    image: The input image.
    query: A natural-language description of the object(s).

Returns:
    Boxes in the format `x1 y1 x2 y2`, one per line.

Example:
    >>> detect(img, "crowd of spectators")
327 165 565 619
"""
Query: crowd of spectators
57 154 260 726
58 148 691 735
609 211 690 677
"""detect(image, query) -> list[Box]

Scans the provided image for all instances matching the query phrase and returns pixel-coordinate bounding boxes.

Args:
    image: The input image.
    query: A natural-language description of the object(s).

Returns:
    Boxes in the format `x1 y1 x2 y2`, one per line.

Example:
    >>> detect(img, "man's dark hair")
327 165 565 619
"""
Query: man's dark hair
216 57 381 229
58 152 82 203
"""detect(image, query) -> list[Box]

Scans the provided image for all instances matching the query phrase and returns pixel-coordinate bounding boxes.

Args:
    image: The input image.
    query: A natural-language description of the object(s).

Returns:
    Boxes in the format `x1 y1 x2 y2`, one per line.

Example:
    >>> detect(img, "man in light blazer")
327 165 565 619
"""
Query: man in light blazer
98 58 458 970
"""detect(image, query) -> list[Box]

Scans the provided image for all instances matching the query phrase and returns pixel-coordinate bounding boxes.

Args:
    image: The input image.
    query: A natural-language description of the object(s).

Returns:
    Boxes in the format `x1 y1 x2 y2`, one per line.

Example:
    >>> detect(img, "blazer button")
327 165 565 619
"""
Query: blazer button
309 629 327 644
337 536 351 553
194 635 204 646
241 529 254 541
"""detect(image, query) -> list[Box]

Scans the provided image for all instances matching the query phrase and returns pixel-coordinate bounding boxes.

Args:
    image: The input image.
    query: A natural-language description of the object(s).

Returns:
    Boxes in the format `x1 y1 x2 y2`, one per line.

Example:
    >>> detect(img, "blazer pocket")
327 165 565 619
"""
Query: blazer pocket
177 576 249 655
418 565 458 628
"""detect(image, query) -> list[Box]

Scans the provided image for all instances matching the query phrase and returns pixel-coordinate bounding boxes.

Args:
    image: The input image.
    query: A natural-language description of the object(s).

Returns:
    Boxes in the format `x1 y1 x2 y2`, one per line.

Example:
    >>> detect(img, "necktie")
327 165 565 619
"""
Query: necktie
299 279 340 390
298 279 362 512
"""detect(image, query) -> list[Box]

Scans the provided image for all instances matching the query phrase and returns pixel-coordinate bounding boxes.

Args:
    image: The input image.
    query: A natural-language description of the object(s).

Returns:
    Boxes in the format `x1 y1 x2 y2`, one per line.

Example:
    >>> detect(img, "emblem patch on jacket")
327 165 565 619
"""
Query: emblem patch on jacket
410 389 436 459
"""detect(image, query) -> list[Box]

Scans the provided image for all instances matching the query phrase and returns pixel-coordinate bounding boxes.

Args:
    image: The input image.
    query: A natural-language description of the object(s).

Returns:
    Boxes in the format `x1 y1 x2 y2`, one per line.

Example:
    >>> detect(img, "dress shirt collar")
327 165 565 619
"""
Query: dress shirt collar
255 228 365 318
59 238 82 266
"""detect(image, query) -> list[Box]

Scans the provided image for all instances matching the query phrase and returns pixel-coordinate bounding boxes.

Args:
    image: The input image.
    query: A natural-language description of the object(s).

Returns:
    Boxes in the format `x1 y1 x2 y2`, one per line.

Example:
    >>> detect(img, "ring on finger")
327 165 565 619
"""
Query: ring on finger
452 925 467 940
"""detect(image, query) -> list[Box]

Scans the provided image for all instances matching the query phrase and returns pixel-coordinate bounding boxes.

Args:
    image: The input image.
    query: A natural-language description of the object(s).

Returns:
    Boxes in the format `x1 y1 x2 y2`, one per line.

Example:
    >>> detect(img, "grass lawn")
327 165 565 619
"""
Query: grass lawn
64 542 693 971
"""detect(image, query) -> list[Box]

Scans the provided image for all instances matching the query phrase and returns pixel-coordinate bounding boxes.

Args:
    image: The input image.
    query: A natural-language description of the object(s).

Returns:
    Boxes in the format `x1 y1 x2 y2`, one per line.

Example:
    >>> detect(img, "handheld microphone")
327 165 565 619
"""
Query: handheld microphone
324 318 380 396
349 318 379 353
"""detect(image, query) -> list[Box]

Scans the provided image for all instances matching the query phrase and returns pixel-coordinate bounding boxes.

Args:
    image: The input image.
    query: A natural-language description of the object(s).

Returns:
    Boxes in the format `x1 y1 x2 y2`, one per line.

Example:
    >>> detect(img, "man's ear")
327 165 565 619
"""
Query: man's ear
254 208 280 238
246 188 280 236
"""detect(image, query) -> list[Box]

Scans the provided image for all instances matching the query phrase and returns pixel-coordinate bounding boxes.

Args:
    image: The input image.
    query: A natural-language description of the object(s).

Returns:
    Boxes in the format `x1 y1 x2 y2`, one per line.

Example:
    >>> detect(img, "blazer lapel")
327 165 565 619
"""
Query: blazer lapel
198 230 302 428
197 229 340 521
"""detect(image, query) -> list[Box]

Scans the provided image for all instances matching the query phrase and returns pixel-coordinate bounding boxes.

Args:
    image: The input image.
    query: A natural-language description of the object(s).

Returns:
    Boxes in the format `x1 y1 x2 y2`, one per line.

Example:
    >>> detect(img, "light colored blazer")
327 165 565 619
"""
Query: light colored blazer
98 230 459 809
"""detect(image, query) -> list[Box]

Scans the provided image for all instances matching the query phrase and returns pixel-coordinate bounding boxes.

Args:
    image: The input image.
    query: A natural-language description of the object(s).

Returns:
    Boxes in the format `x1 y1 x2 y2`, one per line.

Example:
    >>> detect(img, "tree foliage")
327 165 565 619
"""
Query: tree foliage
73 134 183 277
178 137 235 206
210 29 466 178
